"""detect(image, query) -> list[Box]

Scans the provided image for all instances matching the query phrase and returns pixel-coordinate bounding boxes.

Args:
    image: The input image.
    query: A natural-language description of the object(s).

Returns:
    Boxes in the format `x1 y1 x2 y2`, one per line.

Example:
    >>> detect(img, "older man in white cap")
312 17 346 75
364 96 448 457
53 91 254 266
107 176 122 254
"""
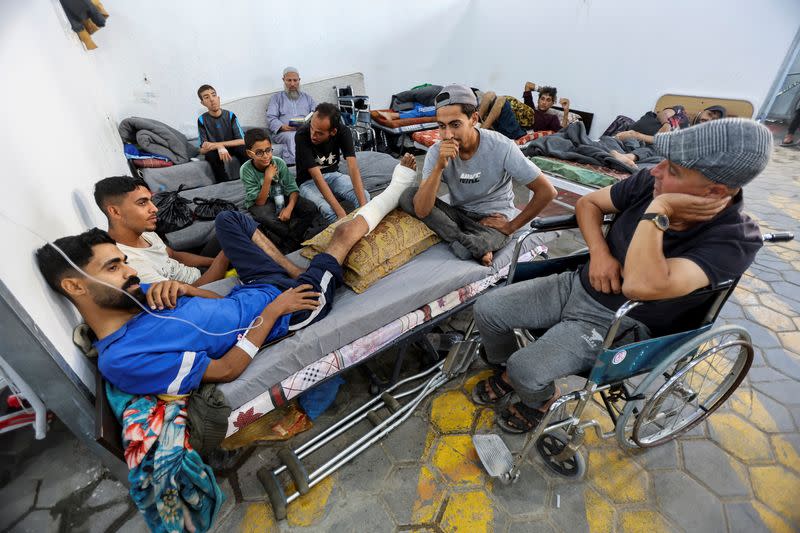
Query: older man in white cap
266 67 317 164
470 118 772 434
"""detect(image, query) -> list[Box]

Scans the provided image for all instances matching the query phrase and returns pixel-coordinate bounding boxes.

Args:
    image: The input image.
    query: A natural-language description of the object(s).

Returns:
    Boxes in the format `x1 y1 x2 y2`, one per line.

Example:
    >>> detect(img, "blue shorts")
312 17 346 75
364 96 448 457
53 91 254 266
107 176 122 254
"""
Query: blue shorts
215 211 344 328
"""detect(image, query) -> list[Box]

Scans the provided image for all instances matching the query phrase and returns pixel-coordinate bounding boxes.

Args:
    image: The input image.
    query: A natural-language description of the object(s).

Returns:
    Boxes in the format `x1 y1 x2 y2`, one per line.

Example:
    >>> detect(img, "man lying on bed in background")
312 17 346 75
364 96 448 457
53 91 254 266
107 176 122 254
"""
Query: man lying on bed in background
504 81 571 132
400 84 557 266
36 154 419 396
608 106 727 170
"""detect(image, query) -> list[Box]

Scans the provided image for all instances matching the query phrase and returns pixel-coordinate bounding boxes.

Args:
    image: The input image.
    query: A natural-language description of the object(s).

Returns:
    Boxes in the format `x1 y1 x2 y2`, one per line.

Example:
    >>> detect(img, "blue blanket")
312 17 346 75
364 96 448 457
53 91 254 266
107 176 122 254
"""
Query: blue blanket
106 383 223 532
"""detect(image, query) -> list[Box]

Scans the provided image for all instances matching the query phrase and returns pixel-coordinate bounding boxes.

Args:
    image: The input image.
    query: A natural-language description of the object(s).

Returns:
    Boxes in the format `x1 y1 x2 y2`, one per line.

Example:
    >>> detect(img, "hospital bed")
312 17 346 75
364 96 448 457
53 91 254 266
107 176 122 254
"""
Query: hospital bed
369 110 438 155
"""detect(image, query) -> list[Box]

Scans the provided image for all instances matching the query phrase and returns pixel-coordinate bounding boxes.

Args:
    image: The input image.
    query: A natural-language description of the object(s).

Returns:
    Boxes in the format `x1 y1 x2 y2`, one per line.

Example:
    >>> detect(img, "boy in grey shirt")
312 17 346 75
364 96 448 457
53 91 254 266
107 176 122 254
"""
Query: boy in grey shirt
400 84 556 265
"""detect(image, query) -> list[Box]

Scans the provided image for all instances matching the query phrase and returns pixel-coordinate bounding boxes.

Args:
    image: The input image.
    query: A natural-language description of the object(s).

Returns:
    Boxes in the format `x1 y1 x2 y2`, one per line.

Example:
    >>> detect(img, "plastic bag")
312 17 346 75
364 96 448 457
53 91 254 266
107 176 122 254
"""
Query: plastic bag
193 197 238 221
152 185 193 234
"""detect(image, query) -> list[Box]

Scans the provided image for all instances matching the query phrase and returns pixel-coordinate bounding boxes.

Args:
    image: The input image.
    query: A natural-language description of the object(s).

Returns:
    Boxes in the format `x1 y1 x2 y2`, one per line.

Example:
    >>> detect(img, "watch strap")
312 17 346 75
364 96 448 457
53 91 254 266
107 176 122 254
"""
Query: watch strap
642 212 669 231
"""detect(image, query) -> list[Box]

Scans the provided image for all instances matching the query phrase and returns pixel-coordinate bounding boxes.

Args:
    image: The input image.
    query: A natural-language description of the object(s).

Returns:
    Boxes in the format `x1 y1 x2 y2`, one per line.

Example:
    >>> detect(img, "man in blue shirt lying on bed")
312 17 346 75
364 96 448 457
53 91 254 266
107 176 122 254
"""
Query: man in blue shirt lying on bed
36 156 420 396
35 212 362 395
400 84 557 266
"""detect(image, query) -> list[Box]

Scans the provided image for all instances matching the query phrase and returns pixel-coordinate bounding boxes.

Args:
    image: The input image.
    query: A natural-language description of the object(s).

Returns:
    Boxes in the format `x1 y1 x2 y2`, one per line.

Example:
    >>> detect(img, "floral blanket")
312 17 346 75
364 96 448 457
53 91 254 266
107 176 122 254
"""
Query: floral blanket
106 383 223 532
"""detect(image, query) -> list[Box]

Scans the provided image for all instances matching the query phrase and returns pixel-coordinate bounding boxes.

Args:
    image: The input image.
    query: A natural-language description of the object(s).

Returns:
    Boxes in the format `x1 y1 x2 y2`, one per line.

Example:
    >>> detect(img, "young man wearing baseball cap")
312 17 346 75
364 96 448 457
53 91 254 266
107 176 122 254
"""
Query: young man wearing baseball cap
470 118 772 433
399 84 557 266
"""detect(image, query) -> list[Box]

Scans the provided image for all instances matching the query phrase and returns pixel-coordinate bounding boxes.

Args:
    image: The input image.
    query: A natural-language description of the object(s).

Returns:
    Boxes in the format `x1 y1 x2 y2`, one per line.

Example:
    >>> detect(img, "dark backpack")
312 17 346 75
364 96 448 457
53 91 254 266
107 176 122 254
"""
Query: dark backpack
152 185 193 234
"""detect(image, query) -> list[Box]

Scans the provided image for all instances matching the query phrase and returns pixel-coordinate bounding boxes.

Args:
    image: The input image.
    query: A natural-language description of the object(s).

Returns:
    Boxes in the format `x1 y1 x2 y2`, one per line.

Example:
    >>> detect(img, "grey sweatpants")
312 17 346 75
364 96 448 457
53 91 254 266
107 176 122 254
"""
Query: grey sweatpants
399 187 510 260
473 271 650 407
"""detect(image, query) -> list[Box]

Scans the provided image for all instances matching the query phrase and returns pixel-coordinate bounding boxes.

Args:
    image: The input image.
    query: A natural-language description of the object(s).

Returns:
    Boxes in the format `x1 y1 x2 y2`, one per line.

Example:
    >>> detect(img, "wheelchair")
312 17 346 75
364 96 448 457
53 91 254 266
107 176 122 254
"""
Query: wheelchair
472 214 794 482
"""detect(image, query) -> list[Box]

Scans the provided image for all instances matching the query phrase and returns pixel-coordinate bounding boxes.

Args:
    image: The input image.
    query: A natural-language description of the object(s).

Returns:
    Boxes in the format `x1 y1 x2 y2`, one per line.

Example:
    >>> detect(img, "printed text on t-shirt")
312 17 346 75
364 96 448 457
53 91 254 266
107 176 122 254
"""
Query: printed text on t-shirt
459 172 481 184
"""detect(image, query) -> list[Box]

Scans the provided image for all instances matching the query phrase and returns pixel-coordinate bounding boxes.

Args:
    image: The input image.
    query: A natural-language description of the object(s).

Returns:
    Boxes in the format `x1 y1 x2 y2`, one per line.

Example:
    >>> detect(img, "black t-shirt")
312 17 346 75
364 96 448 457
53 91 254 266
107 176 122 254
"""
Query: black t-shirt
295 122 356 185
629 111 662 136
578 170 763 328
197 110 243 144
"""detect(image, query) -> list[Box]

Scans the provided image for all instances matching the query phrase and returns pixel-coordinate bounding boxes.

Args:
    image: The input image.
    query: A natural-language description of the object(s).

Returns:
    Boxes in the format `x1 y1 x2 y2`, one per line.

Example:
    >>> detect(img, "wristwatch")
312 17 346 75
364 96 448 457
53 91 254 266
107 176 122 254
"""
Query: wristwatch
642 212 669 231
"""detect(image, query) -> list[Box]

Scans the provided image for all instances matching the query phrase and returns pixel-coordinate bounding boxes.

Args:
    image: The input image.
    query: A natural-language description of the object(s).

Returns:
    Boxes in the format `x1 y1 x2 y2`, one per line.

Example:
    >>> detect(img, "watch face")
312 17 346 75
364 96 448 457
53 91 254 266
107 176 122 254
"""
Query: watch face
655 214 669 230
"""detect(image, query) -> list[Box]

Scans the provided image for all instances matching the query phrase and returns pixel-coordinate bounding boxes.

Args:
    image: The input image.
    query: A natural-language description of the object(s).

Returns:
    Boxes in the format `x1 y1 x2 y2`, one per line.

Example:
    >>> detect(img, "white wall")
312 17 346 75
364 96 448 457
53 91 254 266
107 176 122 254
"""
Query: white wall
95 0 800 136
1 0 798 392
93 0 457 136
0 0 129 389
426 0 800 134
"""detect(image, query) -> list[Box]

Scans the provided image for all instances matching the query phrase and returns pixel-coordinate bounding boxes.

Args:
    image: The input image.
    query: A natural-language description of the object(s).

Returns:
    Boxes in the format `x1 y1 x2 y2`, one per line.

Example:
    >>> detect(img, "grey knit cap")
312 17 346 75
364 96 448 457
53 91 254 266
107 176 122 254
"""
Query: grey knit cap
653 118 772 188
282 66 299 76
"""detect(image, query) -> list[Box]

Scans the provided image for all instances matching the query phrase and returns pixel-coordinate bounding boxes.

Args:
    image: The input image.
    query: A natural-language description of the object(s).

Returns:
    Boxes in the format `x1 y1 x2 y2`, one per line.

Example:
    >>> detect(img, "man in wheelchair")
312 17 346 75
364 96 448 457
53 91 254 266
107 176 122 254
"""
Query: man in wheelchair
471 118 772 433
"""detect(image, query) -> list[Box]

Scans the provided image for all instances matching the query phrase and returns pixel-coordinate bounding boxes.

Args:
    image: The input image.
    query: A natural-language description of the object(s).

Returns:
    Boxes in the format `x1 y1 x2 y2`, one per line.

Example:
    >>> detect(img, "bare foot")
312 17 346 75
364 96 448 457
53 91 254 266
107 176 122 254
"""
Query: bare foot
782 134 795 146
480 251 493 267
378 110 398 122
400 153 417 170
610 150 639 171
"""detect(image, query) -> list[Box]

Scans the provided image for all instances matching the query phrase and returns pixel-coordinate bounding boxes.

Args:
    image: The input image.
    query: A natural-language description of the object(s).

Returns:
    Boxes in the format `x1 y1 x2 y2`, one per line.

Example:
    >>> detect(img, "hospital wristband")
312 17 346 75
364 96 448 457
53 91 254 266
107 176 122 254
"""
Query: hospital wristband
236 336 260 359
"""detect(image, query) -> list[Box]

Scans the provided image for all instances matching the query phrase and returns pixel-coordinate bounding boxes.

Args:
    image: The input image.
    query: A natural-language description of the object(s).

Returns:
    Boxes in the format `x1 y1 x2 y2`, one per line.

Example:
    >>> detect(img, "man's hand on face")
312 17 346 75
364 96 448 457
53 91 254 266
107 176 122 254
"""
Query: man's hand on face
437 139 459 169
146 280 190 310
218 146 232 162
650 193 729 225
479 213 513 235
271 284 321 314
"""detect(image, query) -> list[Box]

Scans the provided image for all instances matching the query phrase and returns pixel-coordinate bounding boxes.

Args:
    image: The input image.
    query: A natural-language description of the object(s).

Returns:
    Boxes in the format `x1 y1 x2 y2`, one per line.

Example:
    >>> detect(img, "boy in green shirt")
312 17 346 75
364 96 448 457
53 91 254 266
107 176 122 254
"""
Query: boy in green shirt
240 128 319 252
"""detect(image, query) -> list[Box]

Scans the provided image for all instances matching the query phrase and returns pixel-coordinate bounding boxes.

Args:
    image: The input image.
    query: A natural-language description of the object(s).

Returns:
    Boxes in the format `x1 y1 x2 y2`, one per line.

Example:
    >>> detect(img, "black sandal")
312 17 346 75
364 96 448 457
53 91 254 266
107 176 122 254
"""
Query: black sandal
497 401 545 434
471 374 514 406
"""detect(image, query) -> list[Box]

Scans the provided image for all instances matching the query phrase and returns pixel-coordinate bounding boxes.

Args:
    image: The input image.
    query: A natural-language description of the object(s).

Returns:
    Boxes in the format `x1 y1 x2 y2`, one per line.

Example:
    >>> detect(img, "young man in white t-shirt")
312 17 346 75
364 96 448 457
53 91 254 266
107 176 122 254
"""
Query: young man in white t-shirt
93 176 229 285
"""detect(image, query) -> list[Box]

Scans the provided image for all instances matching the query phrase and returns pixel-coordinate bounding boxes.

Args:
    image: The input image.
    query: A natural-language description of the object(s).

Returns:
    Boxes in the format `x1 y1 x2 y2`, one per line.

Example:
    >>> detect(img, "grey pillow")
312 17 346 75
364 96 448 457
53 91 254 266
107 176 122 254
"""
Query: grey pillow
337 151 397 194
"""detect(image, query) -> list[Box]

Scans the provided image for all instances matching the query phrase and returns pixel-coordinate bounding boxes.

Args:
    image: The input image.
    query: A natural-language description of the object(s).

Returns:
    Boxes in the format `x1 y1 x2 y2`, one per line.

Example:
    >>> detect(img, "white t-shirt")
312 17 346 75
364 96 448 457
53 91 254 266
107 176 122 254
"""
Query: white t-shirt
116 232 201 284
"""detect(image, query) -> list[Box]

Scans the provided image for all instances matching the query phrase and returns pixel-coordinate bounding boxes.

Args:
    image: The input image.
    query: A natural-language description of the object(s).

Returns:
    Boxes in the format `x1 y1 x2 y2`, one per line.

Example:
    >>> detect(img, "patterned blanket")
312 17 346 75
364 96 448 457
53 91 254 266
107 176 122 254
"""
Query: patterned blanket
106 383 224 532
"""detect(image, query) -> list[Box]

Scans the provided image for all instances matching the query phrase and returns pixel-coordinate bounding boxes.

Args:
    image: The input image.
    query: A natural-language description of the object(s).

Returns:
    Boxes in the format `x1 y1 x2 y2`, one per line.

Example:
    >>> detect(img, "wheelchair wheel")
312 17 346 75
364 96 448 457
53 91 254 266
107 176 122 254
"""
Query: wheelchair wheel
536 429 586 478
615 325 752 449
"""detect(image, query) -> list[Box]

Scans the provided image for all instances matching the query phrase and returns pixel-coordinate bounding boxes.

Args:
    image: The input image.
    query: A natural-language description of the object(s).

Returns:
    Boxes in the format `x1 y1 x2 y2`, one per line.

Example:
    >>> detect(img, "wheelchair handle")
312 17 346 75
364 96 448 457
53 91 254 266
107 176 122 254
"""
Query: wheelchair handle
762 232 794 243
530 214 579 232
529 213 614 232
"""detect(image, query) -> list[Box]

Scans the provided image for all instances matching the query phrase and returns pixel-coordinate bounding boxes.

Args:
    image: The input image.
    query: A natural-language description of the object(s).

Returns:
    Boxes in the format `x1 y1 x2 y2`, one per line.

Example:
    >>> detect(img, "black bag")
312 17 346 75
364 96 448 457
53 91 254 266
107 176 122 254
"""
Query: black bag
152 185 193 234
192 197 238 221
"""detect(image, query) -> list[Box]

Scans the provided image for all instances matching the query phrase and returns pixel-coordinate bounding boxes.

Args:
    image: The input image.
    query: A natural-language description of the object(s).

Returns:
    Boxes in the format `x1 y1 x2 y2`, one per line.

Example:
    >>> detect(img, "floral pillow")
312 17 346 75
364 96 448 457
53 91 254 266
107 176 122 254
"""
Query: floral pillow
301 209 440 292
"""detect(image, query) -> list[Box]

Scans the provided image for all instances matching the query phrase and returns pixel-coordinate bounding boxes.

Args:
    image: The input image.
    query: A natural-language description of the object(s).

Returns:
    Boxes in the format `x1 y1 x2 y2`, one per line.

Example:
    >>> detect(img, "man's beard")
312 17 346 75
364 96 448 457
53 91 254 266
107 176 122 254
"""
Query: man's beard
91 276 148 311
286 89 300 100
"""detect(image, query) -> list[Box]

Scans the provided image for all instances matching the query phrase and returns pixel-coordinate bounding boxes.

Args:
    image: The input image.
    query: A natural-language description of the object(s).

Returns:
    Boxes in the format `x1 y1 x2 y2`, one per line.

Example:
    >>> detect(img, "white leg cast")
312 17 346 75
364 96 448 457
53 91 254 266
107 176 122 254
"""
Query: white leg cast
355 164 418 234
